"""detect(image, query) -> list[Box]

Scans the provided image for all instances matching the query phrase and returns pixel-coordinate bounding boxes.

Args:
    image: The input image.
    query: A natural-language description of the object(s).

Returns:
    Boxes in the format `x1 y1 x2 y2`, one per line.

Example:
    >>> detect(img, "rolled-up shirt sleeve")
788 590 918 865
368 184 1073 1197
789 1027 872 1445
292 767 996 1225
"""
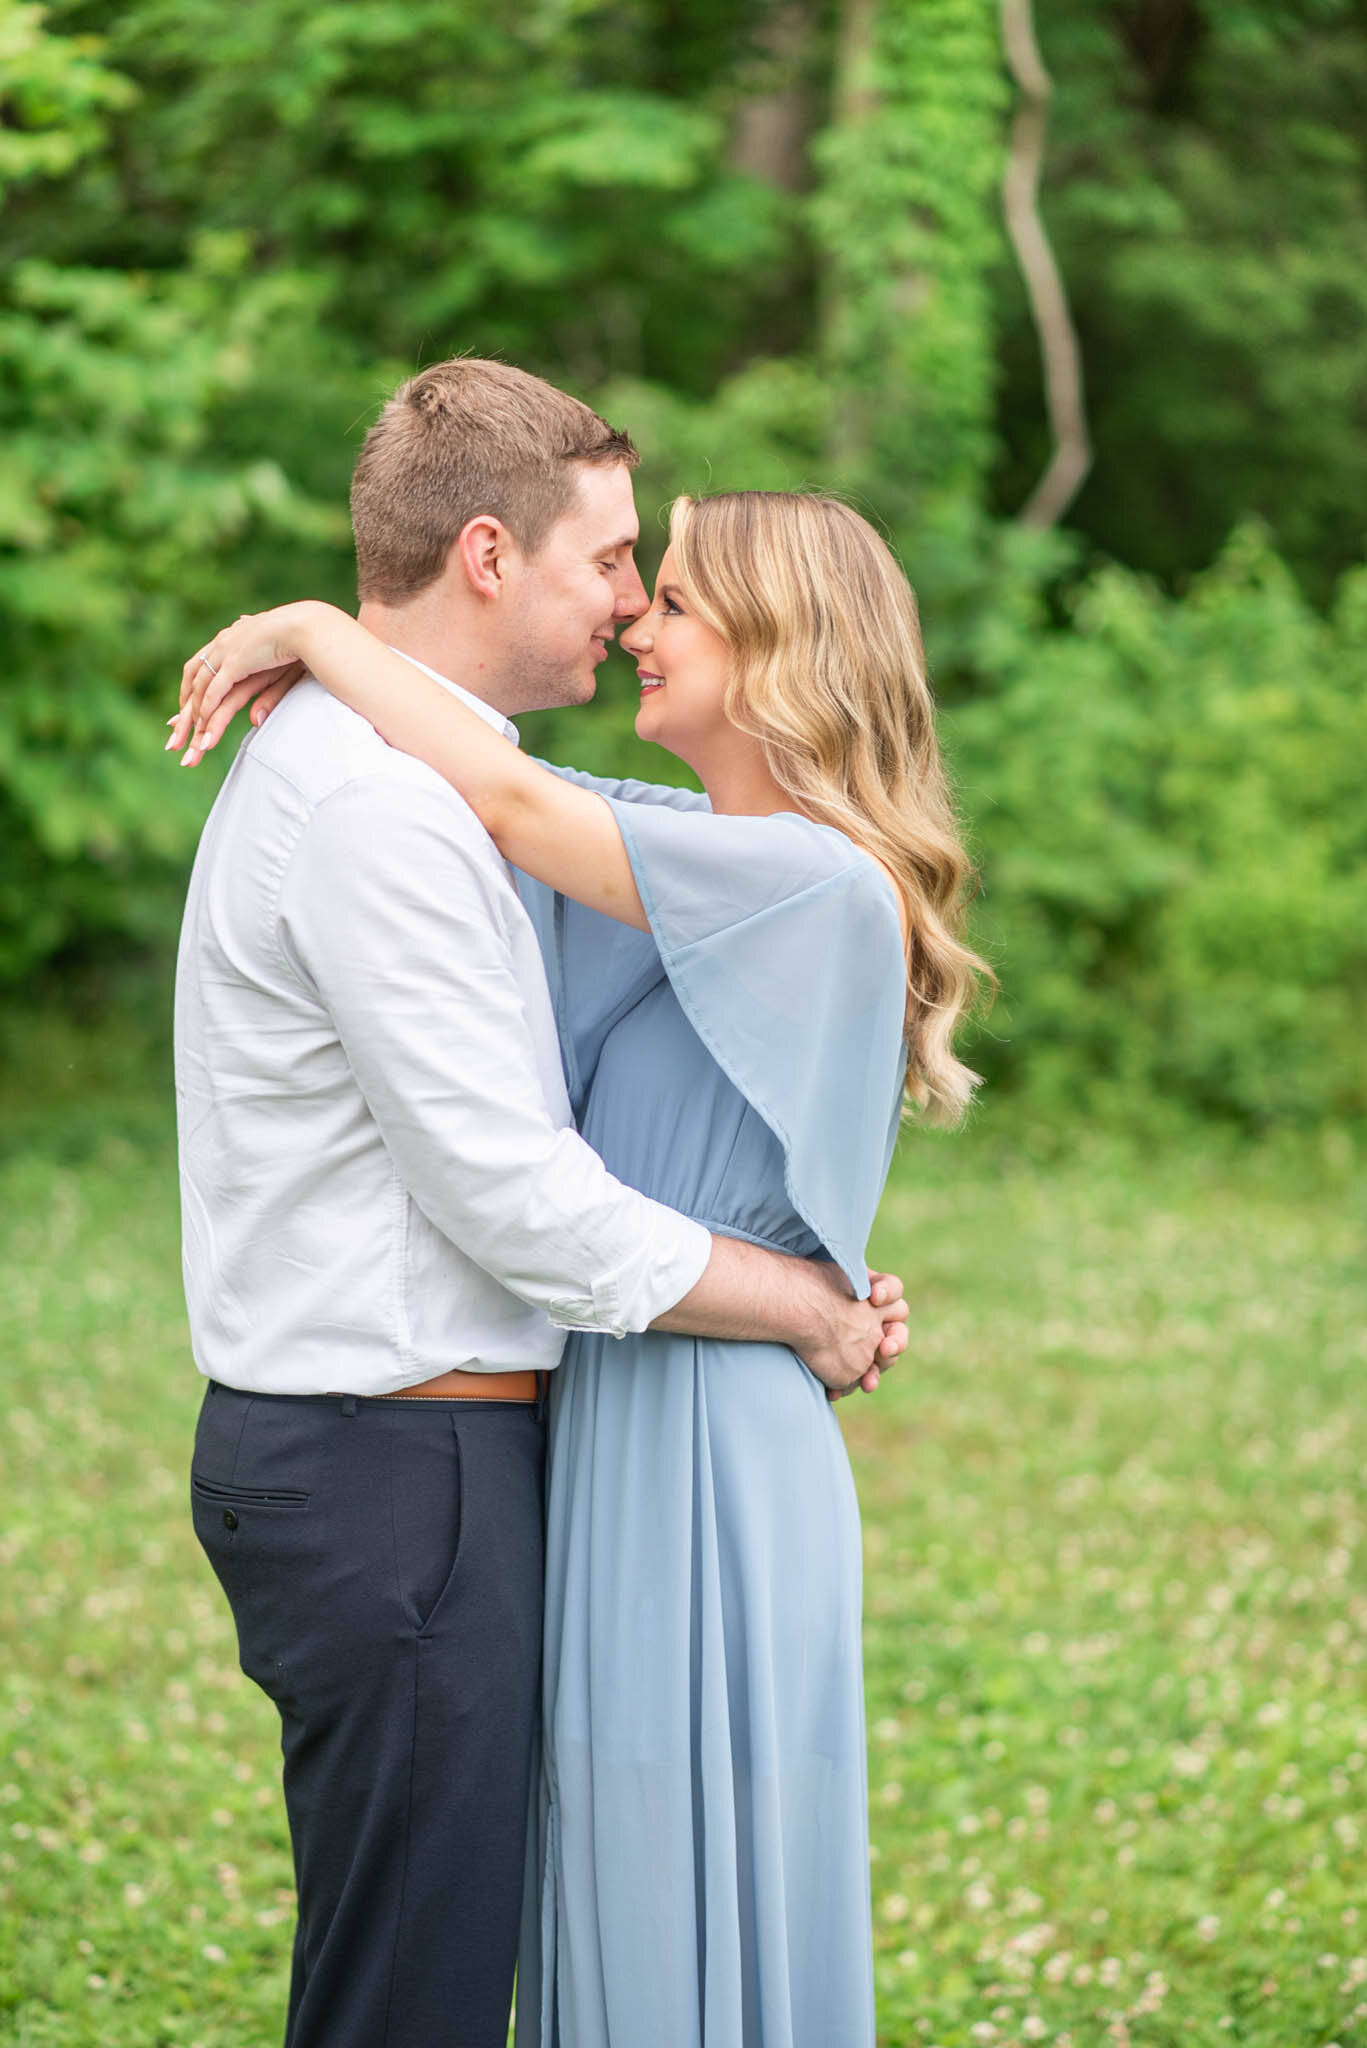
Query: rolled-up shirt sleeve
276 776 711 1336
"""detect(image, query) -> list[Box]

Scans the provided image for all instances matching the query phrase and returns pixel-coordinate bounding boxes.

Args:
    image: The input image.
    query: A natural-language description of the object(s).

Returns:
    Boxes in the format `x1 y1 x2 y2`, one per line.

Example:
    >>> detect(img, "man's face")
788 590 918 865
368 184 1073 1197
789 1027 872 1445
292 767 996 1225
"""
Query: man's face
497 463 648 714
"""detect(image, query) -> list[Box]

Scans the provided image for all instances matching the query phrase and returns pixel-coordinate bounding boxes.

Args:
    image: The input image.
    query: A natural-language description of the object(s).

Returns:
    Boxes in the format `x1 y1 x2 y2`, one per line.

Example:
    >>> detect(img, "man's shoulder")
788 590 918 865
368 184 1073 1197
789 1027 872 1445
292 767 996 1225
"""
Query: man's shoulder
244 682 492 846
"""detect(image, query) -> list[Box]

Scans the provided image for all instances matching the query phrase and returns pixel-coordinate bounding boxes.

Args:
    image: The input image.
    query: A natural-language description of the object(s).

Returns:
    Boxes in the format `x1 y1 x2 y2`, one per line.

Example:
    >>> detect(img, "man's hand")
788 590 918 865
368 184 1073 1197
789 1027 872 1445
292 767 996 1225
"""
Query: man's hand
649 1237 906 1397
788 1262 908 1399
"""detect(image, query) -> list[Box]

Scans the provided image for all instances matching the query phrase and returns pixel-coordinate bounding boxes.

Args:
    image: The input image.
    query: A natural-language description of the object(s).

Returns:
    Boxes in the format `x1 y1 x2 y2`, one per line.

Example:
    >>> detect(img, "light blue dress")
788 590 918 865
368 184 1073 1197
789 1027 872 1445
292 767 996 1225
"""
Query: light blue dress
513 772 909 2048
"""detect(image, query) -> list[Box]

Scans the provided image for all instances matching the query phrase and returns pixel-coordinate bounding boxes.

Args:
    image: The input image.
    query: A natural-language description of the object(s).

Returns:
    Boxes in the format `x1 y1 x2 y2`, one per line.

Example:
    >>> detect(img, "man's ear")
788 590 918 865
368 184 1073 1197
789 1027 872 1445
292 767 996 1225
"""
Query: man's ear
453 515 517 602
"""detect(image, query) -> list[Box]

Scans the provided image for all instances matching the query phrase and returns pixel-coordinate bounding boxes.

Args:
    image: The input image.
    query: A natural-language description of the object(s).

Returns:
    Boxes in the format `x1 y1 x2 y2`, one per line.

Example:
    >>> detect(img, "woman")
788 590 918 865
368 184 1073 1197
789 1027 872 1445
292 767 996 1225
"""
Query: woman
174 491 987 2047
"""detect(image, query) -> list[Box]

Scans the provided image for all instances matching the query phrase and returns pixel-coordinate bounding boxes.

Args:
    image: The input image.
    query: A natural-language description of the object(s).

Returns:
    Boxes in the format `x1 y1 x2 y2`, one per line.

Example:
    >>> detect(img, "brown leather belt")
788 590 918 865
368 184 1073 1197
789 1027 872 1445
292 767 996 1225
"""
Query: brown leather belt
378 1367 544 1402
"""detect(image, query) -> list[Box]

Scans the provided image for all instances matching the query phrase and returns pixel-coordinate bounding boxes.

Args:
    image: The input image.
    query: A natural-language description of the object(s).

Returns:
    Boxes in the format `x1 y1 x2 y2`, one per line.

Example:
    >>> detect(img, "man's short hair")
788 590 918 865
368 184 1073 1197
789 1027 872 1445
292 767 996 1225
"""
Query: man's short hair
350 357 639 604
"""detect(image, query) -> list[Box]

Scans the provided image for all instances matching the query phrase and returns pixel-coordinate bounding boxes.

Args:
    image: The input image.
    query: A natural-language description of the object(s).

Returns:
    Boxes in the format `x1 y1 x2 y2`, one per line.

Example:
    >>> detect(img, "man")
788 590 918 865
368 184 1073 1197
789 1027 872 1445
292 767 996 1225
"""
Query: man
175 357 905 2048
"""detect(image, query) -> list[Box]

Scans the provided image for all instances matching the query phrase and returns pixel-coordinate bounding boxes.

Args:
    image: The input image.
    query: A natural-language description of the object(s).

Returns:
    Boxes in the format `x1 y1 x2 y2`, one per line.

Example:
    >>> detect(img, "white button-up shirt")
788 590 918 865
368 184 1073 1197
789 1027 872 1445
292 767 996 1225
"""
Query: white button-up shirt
174 659 711 1395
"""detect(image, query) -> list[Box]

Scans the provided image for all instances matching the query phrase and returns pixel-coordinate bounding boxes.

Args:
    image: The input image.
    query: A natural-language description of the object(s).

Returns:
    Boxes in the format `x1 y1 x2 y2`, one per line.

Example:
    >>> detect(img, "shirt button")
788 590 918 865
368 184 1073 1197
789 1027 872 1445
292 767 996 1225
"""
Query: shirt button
223 1509 239 1532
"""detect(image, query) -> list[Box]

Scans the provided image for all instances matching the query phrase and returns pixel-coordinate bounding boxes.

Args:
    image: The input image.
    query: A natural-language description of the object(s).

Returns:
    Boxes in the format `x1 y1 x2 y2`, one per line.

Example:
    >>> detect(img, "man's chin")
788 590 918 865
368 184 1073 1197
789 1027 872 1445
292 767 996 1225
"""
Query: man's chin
552 672 597 711
507 664 598 716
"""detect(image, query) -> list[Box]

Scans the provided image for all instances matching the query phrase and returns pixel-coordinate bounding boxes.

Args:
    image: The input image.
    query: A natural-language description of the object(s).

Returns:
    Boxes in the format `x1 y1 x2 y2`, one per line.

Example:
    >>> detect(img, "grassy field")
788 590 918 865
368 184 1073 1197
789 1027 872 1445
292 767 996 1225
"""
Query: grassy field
1 1117 1363 2047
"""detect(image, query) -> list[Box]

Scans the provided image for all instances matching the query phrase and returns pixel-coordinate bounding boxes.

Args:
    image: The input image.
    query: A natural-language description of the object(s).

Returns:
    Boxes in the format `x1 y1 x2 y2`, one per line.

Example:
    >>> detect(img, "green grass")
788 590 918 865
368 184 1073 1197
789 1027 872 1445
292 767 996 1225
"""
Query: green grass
1 1117 1364 2047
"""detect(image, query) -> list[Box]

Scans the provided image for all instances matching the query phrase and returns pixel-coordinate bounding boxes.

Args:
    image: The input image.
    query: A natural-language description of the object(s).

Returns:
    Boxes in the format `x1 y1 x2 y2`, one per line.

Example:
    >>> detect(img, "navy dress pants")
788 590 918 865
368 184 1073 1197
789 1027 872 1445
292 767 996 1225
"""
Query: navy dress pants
191 1380 546 2048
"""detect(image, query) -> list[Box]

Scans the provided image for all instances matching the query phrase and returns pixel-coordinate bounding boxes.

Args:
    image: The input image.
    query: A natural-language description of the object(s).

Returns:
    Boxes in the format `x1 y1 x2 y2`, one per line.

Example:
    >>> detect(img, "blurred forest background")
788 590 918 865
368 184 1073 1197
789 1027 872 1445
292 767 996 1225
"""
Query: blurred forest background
2 0 1365 1133
4 10 1367 2042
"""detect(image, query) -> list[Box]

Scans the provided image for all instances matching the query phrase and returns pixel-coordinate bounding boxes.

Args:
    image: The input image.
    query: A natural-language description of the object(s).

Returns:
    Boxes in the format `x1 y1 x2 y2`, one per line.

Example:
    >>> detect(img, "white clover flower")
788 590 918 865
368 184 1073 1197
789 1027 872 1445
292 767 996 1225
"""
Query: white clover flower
1006 1888 1044 1919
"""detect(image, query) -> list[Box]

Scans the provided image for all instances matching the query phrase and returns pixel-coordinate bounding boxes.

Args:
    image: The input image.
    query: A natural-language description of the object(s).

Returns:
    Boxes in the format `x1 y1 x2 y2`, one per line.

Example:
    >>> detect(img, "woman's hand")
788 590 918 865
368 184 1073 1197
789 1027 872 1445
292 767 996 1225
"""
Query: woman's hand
167 601 339 764
827 1269 908 1401
780 1262 908 1402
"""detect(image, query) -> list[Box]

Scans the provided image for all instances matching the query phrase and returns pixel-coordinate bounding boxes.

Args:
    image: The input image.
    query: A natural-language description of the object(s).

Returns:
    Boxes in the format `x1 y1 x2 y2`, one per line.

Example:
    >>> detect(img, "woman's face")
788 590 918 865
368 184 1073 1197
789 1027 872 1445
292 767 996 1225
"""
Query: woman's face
620 548 731 767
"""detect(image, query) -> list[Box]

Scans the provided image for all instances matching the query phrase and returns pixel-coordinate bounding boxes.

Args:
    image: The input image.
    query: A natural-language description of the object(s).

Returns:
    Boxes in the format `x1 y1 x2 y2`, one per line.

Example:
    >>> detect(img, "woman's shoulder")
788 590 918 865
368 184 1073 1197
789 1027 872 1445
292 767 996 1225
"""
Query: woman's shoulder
608 802 905 978
857 846 910 947
763 813 908 942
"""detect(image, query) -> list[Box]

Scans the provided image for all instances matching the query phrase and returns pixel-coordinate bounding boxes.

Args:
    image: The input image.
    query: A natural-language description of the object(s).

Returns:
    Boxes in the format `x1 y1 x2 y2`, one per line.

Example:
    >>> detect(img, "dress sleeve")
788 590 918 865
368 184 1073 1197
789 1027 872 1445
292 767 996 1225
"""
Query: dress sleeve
513 765 711 1113
529 760 710 810
605 802 909 1298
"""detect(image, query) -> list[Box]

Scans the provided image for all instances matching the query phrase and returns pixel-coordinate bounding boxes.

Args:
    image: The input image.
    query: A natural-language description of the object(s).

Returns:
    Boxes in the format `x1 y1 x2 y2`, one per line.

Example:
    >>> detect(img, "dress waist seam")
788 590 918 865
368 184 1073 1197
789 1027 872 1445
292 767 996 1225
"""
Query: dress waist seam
689 1217 821 1261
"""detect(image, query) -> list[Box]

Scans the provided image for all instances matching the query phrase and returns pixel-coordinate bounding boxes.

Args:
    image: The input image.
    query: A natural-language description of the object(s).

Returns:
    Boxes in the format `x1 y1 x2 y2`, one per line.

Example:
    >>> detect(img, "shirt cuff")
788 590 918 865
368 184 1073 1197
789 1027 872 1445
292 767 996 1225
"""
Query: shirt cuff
547 1211 712 1338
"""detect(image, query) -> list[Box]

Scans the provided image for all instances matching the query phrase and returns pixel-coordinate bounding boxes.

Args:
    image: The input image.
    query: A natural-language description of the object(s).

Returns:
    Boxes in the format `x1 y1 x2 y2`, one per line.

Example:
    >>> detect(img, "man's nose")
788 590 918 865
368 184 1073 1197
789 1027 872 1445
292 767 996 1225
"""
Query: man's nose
614 564 649 620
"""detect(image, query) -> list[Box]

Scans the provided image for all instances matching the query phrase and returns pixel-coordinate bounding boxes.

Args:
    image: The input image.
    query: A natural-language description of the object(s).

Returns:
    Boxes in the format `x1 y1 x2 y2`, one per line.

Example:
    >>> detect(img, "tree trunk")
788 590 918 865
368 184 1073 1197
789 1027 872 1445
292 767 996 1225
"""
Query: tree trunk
1000 0 1092 528
816 0 1005 509
730 2 817 194
833 0 879 127
821 0 880 467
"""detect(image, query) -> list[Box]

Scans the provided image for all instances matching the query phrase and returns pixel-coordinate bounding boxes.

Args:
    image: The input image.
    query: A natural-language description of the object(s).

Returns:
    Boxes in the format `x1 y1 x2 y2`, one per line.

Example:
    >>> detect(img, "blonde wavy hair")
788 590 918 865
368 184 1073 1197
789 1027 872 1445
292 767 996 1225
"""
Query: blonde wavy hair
667 491 992 1125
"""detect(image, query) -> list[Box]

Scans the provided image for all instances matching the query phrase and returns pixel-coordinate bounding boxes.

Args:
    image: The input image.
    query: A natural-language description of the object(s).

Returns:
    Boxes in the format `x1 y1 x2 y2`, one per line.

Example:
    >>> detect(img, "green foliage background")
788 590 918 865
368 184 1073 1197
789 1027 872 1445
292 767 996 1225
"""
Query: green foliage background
3 0 1365 1124
3 13 1365 2043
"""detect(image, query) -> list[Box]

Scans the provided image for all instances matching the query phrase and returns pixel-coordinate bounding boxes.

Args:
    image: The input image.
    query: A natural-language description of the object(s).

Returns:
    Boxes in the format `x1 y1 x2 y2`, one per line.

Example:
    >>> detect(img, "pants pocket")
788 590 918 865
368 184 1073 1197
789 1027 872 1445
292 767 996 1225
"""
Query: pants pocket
390 1416 464 1636
192 1473 311 1510
190 1491 302 1703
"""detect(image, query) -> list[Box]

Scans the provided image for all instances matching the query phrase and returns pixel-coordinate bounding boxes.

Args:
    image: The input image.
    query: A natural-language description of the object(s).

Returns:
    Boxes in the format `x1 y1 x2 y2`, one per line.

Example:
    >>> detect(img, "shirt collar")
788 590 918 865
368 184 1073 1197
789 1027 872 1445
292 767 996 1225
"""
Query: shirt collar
389 648 520 747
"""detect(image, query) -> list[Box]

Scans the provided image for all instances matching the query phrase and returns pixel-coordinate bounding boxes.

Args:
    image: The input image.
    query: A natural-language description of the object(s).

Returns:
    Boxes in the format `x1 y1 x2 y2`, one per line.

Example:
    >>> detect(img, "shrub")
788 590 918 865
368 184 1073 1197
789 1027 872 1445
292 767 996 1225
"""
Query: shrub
948 528 1367 1124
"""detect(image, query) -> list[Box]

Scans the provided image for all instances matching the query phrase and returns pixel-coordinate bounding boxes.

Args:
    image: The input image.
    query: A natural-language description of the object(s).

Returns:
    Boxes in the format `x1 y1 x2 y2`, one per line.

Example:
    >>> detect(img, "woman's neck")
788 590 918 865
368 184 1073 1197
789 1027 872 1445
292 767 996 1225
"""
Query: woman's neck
695 743 796 820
